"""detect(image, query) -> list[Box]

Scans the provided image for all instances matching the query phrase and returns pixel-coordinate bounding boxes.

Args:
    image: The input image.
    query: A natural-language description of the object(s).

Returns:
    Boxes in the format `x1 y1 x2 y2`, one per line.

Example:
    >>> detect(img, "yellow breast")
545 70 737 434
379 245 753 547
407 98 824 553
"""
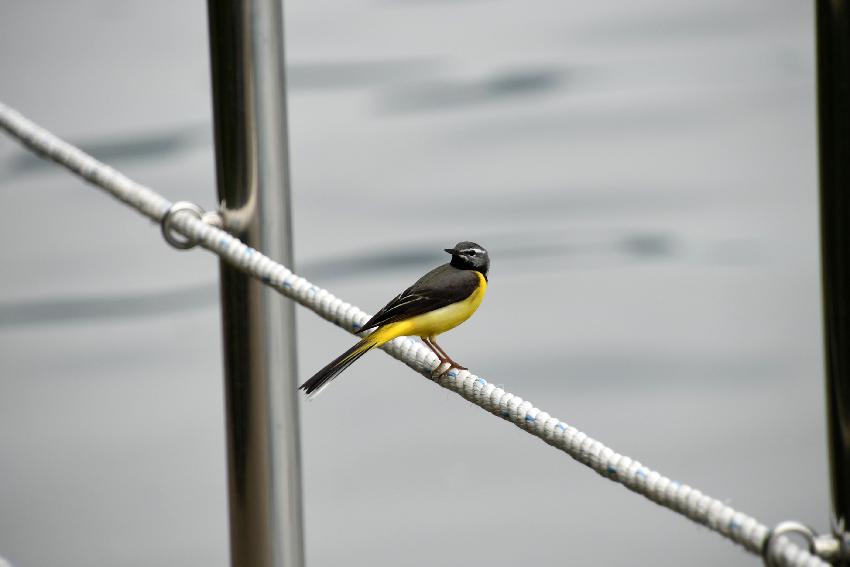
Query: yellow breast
377 271 487 341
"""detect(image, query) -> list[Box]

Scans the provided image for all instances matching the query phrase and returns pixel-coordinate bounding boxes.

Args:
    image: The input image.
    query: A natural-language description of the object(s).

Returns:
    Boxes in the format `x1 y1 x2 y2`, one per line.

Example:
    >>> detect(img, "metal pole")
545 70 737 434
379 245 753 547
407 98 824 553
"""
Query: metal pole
206 1 304 566
817 0 850 557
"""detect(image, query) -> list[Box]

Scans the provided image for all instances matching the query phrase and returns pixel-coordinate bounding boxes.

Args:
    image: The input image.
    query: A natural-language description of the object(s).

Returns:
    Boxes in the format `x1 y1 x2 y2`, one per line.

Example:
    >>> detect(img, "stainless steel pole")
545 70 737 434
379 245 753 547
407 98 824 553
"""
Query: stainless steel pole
817 0 850 558
205 1 304 566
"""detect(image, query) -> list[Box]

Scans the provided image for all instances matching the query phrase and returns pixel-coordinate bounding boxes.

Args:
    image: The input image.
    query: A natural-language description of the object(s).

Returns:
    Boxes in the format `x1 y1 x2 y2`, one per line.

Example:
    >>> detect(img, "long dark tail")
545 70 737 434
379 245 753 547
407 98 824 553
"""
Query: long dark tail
299 336 378 398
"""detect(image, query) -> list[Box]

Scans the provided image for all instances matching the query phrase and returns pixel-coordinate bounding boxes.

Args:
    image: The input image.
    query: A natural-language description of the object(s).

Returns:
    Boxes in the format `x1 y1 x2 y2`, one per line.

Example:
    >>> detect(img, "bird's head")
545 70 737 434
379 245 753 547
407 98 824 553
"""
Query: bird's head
445 241 489 278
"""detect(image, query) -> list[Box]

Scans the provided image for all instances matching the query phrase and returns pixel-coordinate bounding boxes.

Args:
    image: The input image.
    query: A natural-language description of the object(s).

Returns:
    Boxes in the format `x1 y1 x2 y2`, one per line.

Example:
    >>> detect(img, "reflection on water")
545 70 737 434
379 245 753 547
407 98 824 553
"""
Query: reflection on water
286 59 442 90
578 6 759 43
378 67 566 113
1 124 209 180
0 282 218 327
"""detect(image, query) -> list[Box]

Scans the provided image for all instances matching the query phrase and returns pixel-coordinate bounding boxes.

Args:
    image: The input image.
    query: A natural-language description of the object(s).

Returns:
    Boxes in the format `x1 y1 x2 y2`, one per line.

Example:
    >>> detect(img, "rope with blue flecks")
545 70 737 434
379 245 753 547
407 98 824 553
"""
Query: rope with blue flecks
0 101 827 567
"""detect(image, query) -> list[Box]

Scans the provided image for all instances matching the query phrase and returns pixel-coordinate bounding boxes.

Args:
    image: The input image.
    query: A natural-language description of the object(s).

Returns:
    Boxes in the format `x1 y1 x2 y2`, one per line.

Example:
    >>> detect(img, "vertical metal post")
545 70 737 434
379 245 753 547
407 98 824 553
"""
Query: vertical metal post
206 1 304 566
817 0 850 556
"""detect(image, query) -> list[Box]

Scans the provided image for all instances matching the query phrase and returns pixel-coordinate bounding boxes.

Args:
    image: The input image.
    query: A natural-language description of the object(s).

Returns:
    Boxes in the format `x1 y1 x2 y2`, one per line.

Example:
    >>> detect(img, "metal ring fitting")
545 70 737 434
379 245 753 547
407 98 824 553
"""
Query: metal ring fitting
160 201 222 250
762 521 817 567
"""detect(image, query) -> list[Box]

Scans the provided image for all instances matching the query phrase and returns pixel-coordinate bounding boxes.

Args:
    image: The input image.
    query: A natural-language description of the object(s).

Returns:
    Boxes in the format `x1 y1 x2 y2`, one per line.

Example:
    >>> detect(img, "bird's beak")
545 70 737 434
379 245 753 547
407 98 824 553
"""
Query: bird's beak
444 248 458 255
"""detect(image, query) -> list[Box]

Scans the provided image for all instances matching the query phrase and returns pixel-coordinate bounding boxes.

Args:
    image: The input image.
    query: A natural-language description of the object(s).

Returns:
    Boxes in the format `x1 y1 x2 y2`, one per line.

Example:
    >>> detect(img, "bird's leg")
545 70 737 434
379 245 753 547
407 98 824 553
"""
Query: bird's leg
426 337 450 362
429 337 467 371
421 337 447 363
421 337 452 377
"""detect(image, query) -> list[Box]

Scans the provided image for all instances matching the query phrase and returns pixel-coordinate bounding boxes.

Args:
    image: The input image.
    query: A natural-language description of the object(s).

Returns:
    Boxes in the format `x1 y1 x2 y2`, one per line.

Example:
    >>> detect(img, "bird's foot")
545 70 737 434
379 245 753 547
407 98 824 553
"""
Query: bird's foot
431 361 468 381
431 361 453 380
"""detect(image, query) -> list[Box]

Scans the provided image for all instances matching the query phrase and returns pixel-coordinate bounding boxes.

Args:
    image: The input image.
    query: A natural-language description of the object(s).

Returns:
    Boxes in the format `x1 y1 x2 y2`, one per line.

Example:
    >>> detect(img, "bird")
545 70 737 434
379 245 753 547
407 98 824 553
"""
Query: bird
299 241 490 398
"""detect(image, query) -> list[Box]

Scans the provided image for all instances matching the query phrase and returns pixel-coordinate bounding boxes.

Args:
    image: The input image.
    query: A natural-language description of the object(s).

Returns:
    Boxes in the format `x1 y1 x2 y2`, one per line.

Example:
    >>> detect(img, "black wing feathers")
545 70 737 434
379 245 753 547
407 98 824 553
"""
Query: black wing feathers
358 264 480 332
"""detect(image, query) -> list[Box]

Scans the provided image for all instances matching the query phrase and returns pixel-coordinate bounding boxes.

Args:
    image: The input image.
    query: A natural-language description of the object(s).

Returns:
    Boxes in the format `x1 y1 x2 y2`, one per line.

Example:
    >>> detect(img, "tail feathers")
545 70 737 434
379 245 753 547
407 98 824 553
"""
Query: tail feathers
299 337 377 398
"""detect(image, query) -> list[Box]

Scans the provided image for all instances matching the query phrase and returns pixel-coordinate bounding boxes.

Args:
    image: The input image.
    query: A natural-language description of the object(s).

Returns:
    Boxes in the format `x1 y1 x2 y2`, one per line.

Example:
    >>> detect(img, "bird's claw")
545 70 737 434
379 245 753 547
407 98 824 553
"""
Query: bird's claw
431 361 468 380
431 361 452 379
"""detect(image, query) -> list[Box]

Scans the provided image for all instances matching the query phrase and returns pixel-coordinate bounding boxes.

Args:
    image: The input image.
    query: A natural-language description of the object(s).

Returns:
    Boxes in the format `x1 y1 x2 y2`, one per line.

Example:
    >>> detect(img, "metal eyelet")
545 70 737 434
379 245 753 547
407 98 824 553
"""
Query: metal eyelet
160 201 223 250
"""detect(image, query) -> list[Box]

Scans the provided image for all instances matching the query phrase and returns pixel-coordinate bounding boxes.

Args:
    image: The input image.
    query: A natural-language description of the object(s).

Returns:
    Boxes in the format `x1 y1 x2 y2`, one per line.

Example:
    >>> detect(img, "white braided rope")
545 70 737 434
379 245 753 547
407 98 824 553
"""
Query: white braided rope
0 101 827 567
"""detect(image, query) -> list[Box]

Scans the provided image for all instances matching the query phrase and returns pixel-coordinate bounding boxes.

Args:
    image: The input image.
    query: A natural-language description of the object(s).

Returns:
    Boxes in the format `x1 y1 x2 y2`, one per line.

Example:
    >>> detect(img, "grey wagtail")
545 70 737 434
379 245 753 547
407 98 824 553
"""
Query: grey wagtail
299 241 490 397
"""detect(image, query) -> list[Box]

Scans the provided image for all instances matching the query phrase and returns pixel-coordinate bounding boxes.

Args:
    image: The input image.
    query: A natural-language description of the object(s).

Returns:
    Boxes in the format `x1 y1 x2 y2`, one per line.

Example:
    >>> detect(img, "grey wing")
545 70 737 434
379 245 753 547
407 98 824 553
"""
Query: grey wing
358 265 478 332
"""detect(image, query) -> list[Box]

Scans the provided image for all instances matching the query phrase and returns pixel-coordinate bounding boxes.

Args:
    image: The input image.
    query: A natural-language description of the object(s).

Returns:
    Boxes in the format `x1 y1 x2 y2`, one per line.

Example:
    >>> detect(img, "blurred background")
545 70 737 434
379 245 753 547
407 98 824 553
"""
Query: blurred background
0 1 824 565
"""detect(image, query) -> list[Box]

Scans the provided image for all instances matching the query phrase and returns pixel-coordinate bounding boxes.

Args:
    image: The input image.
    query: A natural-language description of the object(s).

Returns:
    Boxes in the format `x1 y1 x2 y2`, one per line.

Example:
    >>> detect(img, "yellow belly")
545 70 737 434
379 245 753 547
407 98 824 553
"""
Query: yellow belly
372 271 487 343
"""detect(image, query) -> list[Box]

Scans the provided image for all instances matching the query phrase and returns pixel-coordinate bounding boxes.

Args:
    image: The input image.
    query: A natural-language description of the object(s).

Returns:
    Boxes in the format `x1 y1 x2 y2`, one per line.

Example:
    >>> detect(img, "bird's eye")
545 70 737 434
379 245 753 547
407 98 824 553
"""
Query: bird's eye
468 250 477 256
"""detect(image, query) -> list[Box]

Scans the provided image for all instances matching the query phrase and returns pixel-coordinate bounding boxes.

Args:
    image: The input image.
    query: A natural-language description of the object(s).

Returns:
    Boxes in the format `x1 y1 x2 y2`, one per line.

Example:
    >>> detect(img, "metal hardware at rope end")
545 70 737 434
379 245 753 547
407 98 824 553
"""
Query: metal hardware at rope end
761 520 850 566
160 201 223 250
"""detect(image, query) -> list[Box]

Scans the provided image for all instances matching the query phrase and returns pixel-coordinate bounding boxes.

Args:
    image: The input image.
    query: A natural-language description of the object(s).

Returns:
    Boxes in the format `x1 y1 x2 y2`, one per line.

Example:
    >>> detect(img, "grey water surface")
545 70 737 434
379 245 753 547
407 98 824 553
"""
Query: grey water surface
0 1 826 566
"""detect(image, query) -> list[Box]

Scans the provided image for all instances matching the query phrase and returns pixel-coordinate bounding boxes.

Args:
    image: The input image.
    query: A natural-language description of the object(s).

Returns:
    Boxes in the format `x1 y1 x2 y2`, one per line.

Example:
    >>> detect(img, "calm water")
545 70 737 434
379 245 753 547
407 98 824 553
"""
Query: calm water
0 1 826 566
